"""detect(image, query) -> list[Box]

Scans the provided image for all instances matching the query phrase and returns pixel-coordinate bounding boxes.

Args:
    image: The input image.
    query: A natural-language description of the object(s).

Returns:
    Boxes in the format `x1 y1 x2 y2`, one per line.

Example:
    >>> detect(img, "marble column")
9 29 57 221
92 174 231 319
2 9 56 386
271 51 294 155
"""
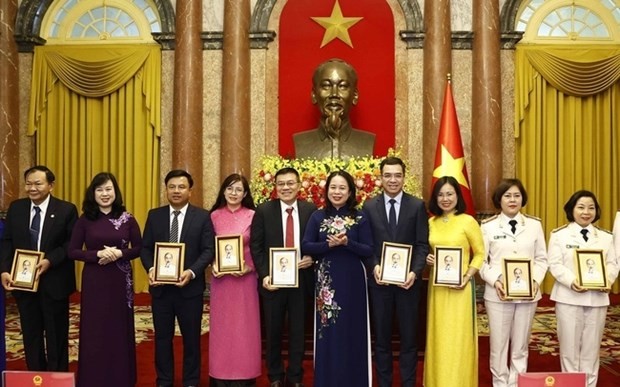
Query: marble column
172 0 203 206
422 0 452 199
472 0 502 214
220 0 251 178
0 0 19 211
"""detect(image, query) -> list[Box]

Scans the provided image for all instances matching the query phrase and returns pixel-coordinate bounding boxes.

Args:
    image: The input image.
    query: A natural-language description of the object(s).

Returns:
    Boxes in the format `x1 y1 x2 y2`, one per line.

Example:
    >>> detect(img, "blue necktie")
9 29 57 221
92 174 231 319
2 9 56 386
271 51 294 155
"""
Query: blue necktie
388 199 397 236
30 206 41 250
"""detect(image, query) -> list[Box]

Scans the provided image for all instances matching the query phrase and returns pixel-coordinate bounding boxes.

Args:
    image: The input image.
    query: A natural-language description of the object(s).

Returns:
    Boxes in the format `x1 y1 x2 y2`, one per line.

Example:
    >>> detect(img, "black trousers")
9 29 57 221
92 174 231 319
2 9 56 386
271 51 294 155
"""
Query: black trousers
151 287 204 387
260 287 307 384
369 281 422 387
14 291 70 371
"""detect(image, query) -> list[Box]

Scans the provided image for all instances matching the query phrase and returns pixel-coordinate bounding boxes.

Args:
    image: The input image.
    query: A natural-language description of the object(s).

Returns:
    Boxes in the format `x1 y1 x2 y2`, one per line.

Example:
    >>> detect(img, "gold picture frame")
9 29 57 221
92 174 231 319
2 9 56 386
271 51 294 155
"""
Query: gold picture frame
153 242 185 284
215 234 244 274
269 247 299 288
574 249 607 290
379 242 412 285
433 246 463 286
502 258 534 300
9 249 44 292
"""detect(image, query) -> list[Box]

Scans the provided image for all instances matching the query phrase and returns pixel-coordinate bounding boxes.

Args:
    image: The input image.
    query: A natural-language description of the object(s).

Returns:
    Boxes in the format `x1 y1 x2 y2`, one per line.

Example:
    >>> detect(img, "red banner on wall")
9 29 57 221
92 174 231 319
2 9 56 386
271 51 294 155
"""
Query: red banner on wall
278 0 396 158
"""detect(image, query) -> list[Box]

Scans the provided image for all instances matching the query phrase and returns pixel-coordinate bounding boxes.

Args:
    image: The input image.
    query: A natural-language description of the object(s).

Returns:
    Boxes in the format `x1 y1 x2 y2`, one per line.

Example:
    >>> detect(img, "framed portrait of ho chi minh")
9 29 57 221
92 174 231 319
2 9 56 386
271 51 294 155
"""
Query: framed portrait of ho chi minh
215 235 244 274
574 249 607 290
153 242 185 284
502 258 534 300
433 246 463 287
9 249 44 292
270 247 299 288
379 242 412 285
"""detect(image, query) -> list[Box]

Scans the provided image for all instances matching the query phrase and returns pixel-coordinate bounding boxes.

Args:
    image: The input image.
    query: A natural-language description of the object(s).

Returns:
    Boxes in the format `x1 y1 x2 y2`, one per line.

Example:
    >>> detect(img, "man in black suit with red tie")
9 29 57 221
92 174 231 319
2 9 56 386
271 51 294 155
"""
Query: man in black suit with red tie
0 165 78 371
250 167 316 387
140 170 215 387
363 157 429 387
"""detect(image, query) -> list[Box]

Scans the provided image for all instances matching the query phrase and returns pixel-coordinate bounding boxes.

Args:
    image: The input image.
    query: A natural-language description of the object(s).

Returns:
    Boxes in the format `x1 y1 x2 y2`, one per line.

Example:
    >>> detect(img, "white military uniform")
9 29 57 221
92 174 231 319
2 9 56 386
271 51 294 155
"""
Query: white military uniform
548 222 618 387
480 213 548 387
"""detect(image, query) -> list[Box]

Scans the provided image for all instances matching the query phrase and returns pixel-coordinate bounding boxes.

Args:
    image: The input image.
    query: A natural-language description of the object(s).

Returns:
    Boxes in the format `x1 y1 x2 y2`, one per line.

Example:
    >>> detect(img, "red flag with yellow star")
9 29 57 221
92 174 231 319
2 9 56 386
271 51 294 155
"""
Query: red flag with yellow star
432 80 476 216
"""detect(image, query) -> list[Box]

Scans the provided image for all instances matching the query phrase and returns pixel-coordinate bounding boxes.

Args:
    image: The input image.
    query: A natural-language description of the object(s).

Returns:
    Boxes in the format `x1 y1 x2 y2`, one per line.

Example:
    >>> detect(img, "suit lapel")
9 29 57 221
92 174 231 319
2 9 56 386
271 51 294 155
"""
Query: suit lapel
376 195 390 235
39 197 57 251
274 201 285 245
179 205 194 242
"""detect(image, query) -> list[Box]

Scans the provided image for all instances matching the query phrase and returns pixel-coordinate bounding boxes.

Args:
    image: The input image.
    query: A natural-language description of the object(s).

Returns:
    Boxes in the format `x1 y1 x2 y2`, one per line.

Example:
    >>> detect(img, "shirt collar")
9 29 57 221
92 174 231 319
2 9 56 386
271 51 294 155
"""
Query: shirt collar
31 195 51 214
280 200 298 214
170 203 189 216
383 191 403 204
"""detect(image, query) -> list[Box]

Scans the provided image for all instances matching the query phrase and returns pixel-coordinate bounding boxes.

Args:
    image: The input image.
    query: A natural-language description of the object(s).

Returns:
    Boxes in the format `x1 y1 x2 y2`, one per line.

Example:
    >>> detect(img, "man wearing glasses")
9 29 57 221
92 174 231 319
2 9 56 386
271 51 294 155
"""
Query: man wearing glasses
251 167 316 387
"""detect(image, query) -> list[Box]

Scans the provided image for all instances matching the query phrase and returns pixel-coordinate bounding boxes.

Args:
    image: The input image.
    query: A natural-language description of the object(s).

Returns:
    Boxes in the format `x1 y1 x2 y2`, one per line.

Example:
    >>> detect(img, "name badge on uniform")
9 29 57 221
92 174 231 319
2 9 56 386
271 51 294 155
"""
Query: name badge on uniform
566 244 579 249
494 235 507 240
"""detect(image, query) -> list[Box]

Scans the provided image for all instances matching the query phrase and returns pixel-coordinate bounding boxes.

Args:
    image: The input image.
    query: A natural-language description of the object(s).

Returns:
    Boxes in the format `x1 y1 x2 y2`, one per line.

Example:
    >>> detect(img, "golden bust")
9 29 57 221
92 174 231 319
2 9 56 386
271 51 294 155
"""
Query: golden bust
293 58 375 159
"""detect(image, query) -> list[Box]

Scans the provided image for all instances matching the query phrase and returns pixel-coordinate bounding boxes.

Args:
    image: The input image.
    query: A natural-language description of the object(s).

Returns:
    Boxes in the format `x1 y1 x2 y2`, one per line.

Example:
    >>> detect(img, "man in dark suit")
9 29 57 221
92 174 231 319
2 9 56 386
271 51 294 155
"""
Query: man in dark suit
0 165 78 371
363 157 429 387
250 167 316 387
140 170 214 387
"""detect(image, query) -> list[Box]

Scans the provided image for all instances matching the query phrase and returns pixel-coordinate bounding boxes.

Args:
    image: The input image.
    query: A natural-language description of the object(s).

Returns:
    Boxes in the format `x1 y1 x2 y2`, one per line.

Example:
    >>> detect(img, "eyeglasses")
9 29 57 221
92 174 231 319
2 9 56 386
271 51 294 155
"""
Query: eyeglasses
225 186 244 194
382 173 403 180
276 180 298 188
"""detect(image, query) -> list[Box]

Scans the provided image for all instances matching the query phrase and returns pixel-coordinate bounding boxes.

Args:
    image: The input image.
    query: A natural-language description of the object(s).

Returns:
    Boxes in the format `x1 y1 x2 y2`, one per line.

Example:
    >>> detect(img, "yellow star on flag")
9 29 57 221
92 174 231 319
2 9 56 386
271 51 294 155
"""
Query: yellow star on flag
311 0 363 48
432 145 470 188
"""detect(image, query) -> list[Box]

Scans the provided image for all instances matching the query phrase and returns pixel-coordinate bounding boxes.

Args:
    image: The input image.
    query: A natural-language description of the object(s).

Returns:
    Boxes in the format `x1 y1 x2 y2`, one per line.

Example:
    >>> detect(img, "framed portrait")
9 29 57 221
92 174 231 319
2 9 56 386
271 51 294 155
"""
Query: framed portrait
379 242 412 285
433 246 463 287
215 235 244 274
269 247 299 288
153 242 185 284
502 258 534 300
574 249 607 289
9 249 43 292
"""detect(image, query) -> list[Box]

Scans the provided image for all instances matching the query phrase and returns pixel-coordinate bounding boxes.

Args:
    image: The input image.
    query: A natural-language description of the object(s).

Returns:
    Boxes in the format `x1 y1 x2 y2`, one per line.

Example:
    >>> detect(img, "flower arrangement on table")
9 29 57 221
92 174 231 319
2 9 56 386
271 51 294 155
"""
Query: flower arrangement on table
251 148 421 208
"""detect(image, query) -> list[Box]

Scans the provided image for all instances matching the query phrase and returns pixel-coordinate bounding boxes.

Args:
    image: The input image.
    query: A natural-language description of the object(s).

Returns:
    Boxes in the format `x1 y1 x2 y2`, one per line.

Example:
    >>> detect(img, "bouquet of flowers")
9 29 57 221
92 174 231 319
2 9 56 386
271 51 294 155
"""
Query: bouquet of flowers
251 148 420 208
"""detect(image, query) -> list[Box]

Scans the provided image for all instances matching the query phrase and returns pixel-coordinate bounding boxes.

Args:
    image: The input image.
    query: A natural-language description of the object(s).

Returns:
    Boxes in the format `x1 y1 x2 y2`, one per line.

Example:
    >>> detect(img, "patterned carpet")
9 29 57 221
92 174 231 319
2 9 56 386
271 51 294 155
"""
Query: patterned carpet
4 300 210 362
4 295 620 377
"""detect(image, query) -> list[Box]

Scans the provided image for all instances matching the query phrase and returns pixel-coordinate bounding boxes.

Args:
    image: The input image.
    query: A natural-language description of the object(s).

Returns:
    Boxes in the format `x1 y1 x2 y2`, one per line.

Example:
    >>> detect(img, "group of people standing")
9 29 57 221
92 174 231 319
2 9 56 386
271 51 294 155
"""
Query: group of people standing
0 161 619 387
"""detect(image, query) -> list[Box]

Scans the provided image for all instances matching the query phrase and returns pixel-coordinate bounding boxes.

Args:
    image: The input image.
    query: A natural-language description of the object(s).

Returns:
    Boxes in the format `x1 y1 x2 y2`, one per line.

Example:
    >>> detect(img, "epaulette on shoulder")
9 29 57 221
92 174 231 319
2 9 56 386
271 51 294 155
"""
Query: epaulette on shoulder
594 225 612 235
551 224 568 233
481 214 499 224
523 213 541 221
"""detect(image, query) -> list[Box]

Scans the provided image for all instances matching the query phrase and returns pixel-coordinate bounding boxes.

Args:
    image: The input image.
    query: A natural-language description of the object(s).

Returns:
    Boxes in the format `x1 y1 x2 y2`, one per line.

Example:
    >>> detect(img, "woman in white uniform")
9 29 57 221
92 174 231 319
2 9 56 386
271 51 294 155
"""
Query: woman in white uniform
480 179 548 387
548 190 618 387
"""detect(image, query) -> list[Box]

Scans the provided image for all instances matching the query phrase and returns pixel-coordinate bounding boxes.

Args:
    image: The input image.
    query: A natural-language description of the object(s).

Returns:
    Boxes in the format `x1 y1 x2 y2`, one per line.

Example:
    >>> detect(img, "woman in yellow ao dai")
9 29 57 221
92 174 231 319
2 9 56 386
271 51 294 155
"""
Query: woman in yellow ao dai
424 176 485 387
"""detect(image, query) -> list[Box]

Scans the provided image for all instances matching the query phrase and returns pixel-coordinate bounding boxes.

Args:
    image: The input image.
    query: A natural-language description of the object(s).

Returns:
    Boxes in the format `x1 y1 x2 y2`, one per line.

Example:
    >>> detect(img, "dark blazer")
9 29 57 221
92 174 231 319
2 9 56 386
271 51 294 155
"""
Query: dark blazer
363 192 429 286
140 204 215 298
0 197 78 299
250 199 316 292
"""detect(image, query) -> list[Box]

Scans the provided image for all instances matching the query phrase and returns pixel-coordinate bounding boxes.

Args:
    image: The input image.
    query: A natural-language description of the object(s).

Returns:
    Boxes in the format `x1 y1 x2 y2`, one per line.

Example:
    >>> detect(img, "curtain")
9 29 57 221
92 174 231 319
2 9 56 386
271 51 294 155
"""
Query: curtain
28 44 161 293
515 44 620 293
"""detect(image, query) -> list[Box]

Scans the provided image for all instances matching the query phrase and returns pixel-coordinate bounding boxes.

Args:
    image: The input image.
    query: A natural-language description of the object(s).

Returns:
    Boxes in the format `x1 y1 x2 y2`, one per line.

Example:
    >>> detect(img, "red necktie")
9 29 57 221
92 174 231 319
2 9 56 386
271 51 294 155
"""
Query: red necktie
285 207 294 247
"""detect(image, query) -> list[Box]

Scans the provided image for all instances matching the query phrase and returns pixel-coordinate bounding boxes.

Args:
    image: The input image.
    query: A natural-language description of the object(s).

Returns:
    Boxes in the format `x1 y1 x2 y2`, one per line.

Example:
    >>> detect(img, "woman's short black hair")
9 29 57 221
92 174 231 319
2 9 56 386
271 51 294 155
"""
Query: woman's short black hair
325 170 358 215
82 172 126 220
492 178 528 209
428 176 466 216
563 190 601 223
